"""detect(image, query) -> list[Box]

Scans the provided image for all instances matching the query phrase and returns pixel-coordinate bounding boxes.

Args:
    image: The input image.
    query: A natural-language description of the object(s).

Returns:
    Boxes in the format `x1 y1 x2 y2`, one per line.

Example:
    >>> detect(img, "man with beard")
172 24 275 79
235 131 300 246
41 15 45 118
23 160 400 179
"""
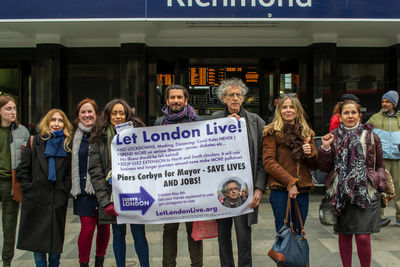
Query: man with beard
367 90 400 227
154 84 202 267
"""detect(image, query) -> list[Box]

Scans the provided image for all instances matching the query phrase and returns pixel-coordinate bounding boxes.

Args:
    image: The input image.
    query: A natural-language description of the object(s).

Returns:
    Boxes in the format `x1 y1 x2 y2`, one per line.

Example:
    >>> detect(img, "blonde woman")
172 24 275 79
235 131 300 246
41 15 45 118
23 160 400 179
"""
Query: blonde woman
16 109 72 267
262 95 318 236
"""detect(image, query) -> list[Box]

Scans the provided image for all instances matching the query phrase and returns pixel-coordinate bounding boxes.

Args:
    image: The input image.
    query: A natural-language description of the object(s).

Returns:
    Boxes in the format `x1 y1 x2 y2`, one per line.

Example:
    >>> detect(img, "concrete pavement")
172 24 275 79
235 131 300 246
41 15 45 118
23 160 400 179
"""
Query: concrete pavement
2 193 400 267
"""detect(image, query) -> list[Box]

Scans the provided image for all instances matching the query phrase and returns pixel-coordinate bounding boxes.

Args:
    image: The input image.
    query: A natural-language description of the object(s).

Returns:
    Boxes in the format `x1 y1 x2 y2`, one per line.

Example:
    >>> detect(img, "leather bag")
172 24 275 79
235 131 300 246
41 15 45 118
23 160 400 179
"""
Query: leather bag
268 196 309 267
319 195 337 226
11 170 22 203
381 169 395 208
12 136 33 203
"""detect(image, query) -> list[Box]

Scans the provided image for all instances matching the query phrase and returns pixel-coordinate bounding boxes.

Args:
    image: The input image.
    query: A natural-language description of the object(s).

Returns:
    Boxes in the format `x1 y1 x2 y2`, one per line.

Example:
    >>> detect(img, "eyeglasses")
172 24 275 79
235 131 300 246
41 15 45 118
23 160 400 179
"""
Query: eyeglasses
280 93 297 98
225 93 244 99
227 187 239 192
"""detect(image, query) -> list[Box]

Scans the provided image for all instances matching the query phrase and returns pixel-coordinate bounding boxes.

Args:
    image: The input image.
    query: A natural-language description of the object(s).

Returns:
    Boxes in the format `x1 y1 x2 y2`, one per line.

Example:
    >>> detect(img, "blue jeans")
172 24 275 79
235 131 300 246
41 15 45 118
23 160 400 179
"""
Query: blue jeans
269 190 309 234
112 224 149 267
33 252 60 267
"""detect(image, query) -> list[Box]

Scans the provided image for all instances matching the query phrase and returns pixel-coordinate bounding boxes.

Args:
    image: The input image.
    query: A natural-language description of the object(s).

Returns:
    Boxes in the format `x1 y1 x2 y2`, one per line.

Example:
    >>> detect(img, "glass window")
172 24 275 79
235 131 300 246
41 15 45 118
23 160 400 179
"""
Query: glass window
0 68 21 122
67 64 120 120
337 63 384 121
0 68 18 97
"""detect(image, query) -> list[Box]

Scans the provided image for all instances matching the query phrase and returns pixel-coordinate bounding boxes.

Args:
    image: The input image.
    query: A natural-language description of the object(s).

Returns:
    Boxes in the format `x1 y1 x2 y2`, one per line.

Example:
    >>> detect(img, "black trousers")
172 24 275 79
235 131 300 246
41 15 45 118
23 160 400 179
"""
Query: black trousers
162 222 203 267
217 214 252 267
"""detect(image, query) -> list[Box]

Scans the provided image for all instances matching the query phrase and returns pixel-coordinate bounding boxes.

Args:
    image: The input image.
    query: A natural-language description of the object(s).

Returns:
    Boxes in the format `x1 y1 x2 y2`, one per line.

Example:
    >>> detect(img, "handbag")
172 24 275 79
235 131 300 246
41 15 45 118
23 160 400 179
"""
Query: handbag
381 169 395 208
12 136 33 203
11 170 22 203
268 196 309 267
319 195 337 226
191 220 218 241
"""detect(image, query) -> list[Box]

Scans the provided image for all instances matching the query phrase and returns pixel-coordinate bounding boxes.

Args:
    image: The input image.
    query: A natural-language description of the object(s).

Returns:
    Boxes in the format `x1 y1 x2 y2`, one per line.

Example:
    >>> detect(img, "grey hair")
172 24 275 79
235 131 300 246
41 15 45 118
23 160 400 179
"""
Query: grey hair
216 78 249 102
221 179 241 194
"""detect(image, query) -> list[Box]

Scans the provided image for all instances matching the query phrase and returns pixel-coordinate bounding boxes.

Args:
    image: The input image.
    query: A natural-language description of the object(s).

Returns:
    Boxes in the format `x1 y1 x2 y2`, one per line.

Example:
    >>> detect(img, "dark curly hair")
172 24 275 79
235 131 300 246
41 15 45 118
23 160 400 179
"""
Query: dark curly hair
90 98 145 143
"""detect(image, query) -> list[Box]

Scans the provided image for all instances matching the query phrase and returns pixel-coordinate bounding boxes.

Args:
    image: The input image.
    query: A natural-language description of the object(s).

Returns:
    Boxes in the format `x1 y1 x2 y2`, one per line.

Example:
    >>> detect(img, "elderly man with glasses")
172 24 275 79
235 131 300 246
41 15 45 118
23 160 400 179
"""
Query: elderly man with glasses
221 179 244 208
212 78 267 267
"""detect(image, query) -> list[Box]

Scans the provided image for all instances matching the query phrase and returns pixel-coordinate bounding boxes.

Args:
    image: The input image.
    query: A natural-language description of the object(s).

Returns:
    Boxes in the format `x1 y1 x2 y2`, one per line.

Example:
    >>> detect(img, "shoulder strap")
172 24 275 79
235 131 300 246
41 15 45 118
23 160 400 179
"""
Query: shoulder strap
371 132 376 169
30 136 34 151
284 196 306 238
284 195 291 225
294 199 306 238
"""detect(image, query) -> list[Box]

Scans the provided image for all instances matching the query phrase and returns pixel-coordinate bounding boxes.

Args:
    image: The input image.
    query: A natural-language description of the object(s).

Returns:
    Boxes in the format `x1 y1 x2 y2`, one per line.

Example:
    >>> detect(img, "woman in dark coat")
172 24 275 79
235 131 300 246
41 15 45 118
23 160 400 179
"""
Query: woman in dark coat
16 108 72 267
319 100 386 267
71 99 110 267
88 99 149 267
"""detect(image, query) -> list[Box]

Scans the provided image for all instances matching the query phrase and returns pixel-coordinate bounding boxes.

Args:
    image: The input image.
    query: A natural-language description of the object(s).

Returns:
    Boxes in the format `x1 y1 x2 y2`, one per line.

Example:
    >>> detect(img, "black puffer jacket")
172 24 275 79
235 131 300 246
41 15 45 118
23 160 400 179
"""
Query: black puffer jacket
88 131 116 224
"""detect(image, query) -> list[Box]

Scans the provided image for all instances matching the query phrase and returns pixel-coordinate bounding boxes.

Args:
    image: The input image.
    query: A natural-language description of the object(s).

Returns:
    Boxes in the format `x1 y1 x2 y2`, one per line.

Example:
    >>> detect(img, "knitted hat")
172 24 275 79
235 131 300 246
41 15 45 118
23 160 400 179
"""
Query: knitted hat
340 93 360 103
382 90 399 107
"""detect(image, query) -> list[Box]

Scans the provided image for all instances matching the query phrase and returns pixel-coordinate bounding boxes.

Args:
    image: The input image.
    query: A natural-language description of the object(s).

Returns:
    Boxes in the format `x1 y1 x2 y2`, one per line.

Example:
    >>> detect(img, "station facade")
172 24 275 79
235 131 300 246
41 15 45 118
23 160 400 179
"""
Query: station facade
1 1 400 135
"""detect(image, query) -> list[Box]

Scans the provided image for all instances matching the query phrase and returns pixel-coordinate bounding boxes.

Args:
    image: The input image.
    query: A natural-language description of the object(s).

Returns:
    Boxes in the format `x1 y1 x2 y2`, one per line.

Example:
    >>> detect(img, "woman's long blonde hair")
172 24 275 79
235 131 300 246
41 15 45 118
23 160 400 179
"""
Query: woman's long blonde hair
38 109 72 152
269 96 313 138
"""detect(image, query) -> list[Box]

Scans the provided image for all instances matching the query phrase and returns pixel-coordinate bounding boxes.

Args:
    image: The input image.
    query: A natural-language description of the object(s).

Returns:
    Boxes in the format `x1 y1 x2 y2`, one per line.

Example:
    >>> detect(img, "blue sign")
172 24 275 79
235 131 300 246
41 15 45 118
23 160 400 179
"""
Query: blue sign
1 0 400 20
150 0 400 19
119 187 155 215
0 0 146 19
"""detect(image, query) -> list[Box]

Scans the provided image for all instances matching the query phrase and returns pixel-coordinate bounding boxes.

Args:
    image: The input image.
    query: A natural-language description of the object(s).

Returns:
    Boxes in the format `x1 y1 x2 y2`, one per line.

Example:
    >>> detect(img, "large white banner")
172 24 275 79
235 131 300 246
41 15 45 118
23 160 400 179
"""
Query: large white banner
111 117 253 224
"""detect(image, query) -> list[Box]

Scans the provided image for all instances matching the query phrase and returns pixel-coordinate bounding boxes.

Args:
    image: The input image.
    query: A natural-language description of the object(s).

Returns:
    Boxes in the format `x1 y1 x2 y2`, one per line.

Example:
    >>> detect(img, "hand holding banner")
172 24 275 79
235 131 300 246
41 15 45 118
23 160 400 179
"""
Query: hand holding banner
111 117 254 224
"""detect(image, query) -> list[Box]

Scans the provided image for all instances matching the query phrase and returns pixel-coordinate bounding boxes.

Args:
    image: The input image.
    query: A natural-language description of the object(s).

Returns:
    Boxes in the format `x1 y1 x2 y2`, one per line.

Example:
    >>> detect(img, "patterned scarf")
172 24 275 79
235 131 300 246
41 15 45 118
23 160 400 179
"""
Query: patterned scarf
70 122 95 197
332 123 370 214
44 130 67 181
161 104 198 125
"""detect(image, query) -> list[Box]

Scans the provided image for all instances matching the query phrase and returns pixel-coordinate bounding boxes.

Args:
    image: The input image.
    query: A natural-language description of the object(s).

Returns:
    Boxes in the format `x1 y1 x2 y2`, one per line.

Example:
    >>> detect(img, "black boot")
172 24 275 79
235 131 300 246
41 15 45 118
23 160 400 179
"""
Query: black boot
95 256 105 267
80 262 89 267
380 217 391 228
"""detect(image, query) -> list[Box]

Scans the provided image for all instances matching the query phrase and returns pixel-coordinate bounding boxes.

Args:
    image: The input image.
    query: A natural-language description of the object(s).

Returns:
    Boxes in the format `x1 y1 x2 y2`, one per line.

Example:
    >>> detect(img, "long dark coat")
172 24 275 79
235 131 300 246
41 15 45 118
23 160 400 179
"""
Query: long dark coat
88 132 116 224
212 108 268 226
16 135 71 253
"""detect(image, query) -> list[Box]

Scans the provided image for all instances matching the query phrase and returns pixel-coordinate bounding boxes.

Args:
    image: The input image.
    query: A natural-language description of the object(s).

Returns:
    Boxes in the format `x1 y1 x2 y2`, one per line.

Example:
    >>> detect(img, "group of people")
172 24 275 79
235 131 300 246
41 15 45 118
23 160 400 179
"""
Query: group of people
1 96 147 267
0 78 398 267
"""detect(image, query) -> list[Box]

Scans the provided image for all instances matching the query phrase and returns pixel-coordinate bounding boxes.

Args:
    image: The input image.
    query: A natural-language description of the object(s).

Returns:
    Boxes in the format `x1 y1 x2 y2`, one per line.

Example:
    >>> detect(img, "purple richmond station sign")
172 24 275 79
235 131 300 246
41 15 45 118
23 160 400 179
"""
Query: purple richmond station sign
1 0 400 20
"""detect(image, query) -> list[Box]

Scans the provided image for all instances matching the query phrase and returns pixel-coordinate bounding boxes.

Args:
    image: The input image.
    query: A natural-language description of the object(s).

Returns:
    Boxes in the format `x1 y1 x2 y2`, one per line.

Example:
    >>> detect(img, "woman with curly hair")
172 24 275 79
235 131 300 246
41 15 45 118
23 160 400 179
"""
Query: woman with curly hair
16 108 73 267
262 95 318 237
88 99 149 267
